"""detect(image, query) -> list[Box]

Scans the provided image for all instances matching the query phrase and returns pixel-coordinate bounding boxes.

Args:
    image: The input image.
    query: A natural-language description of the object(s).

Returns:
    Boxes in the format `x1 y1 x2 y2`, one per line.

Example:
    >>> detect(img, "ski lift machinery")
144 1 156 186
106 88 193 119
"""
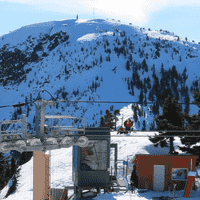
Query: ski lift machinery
0 99 120 199
72 127 118 199
0 99 90 152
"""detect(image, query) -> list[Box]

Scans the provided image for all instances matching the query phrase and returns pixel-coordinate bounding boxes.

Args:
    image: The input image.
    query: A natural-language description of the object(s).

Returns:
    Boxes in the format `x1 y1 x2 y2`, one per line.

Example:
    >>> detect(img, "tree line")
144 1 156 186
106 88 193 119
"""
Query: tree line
149 90 200 165
98 91 200 165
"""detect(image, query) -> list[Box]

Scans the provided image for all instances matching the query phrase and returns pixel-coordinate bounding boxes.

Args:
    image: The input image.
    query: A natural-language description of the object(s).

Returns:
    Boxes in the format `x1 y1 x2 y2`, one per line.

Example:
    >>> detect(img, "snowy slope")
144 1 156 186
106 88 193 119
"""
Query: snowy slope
1 18 200 199
0 18 200 132
3 132 200 200
2 104 200 200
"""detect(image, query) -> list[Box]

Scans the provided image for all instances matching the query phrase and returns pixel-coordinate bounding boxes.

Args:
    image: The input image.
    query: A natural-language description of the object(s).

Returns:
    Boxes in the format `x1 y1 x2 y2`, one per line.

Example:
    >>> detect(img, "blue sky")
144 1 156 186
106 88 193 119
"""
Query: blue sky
0 0 200 43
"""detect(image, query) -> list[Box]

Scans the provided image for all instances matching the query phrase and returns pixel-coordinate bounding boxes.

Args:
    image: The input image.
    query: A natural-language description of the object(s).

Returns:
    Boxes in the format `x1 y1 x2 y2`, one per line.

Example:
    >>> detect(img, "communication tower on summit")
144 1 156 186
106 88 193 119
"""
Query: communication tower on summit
93 8 95 19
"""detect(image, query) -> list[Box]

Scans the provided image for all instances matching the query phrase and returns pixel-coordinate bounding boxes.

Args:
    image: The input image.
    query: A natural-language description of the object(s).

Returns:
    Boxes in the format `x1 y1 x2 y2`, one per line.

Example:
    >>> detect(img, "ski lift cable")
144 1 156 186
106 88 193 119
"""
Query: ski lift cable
0 98 196 108
0 89 198 109
1 90 200 135
55 99 196 104
0 89 56 108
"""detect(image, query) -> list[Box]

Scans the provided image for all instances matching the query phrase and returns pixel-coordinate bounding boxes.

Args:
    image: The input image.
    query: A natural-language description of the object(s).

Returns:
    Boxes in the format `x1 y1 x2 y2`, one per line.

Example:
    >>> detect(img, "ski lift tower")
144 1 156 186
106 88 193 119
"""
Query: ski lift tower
0 99 125 199
0 99 90 200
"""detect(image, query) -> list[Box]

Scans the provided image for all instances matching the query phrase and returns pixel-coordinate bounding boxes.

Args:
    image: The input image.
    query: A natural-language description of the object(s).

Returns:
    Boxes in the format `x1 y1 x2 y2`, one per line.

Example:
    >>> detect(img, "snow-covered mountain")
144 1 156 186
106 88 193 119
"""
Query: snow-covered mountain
1 18 200 198
0 18 200 133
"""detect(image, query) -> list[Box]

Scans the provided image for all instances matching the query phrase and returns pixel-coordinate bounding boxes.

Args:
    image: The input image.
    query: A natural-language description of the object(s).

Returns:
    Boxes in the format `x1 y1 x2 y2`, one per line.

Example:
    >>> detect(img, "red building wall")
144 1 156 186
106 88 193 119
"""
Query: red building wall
132 154 198 190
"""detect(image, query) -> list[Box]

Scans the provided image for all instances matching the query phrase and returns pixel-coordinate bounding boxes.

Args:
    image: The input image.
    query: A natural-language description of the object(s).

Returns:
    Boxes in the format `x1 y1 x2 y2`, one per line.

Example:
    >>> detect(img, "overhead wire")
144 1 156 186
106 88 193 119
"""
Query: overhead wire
1 90 197 198
0 89 199 135
0 89 198 109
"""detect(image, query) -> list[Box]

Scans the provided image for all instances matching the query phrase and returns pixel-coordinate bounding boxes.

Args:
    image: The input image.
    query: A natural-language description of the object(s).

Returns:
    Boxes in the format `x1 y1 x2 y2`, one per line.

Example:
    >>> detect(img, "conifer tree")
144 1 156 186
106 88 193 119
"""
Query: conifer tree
10 156 16 178
126 60 130 70
0 152 10 189
141 59 148 72
142 120 146 131
100 54 103 64
160 63 164 79
17 152 33 166
99 110 115 129
139 89 144 105
149 95 185 154
132 105 138 123
182 67 188 84
147 76 151 90
114 109 120 131
184 86 190 113
129 53 133 63
4 166 21 198
178 90 200 164
137 121 140 128
149 121 156 130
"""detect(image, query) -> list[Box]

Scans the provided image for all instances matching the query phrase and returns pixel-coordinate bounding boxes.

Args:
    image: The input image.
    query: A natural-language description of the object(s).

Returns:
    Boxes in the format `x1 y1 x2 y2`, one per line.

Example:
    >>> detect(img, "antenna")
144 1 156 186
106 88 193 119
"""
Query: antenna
93 8 95 19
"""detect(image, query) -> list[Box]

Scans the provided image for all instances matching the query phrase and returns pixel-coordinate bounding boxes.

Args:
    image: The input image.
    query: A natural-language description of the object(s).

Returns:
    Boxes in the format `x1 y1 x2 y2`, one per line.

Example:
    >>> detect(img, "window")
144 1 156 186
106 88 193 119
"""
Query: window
81 140 107 170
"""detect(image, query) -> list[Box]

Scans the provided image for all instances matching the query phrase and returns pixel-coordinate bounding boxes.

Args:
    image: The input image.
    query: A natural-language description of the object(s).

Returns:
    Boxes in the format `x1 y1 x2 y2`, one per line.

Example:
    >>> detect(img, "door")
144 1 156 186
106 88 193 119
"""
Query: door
153 165 165 191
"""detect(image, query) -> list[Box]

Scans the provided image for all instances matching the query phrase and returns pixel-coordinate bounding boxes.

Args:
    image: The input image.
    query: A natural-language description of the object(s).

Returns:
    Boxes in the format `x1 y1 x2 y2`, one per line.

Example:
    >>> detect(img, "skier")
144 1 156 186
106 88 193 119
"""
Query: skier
124 119 133 131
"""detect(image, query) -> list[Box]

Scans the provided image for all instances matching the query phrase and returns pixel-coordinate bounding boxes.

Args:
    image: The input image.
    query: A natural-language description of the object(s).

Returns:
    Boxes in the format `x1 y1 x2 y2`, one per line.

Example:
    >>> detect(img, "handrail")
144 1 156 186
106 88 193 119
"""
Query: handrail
0 114 27 142
0 106 87 153
51 126 74 128
1 130 22 133
45 115 86 136
0 120 23 124
1 133 22 136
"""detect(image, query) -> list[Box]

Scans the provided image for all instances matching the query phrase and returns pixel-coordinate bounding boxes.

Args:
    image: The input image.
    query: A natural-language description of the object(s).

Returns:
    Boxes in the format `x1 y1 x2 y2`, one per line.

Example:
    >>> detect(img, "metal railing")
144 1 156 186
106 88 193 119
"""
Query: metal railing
45 115 86 136
110 158 131 180
0 114 27 142
0 114 89 153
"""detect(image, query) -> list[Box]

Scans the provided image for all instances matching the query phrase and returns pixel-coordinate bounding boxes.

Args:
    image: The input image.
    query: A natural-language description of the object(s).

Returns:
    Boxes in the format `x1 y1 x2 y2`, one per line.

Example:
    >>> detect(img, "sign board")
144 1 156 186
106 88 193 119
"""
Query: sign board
172 168 188 180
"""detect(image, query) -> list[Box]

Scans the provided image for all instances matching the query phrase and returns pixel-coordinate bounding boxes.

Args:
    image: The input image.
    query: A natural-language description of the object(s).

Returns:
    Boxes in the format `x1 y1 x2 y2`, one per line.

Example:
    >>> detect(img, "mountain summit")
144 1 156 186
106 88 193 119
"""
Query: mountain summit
0 18 200 132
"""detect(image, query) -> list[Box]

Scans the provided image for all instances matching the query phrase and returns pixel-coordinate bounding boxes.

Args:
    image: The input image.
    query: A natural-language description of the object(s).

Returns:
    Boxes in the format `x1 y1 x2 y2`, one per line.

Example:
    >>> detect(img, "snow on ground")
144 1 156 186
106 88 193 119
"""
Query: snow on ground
3 130 200 200
2 104 200 199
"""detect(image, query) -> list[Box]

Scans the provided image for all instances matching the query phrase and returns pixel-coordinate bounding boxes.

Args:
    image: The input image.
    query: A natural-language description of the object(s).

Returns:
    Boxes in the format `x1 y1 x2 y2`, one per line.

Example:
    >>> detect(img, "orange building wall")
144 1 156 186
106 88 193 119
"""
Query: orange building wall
133 155 198 190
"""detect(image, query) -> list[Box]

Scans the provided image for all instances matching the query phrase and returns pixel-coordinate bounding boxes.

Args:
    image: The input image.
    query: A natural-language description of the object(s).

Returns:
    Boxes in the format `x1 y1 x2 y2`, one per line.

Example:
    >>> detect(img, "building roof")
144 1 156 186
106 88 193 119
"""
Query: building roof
132 154 199 164
134 154 199 156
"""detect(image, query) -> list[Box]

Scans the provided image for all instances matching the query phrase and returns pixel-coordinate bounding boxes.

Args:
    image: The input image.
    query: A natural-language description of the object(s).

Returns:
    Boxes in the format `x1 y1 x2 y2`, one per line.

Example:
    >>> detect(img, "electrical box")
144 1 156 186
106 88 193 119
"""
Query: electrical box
72 127 111 188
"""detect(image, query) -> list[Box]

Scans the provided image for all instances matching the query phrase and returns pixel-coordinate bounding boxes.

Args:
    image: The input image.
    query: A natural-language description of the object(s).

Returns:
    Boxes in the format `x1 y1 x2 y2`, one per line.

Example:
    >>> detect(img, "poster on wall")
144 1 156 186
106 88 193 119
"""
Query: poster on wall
172 168 188 180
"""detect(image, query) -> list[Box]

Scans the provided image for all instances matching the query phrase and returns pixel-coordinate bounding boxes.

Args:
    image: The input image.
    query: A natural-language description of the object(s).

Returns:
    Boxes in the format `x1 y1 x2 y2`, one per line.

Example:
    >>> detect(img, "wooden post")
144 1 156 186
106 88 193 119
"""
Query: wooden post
184 171 196 198
33 151 50 200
